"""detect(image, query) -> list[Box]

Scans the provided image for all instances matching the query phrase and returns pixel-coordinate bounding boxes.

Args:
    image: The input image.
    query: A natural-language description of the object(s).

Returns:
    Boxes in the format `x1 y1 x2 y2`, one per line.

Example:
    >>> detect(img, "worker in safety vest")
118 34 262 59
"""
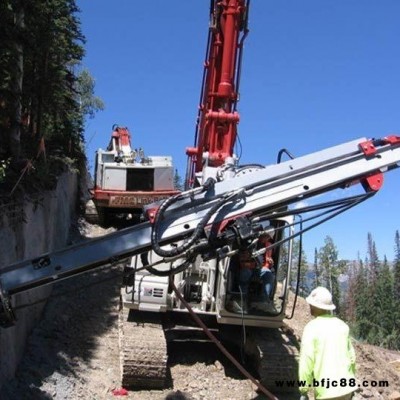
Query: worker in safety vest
299 286 356 400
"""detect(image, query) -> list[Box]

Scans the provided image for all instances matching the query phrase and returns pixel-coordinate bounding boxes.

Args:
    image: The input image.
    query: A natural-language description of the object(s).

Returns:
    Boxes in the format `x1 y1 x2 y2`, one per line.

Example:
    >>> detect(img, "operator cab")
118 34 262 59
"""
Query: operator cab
220 217 295 327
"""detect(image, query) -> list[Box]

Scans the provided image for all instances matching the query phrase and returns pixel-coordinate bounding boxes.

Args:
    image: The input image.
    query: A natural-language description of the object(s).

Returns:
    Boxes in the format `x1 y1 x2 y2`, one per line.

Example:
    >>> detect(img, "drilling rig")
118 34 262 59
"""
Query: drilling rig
88 124 179 226
1 0 400 396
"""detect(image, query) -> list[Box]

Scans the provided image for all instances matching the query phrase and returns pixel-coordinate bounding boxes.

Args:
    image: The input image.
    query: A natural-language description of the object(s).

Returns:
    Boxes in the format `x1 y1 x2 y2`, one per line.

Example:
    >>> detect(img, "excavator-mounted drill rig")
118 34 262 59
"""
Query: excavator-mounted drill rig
1 0 400 397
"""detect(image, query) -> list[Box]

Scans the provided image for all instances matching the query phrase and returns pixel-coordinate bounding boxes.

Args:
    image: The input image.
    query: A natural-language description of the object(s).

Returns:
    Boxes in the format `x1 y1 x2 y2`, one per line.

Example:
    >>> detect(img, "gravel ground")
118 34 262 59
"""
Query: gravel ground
0 267 266 400
1 219 399 400
0 221 271 400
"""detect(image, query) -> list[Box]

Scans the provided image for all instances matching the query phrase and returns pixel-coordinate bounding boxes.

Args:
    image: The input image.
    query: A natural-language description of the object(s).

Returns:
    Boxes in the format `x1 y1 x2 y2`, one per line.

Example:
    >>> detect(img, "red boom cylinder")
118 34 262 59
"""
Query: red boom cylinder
186 0 248 188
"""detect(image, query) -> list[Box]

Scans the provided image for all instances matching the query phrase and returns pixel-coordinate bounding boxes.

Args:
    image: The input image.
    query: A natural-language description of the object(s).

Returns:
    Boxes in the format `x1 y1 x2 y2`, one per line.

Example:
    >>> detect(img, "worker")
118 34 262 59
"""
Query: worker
299 286 356 400
232 231 276 314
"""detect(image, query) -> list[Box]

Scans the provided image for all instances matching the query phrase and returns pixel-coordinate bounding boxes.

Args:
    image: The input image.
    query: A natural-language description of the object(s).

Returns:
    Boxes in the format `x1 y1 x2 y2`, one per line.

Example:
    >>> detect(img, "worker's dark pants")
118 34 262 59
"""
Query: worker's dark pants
238 267 274 301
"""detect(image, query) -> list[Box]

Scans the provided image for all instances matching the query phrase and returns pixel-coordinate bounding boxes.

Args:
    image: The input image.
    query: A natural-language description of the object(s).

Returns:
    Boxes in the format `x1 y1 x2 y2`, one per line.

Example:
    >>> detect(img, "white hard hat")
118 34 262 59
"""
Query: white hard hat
306 286 336 311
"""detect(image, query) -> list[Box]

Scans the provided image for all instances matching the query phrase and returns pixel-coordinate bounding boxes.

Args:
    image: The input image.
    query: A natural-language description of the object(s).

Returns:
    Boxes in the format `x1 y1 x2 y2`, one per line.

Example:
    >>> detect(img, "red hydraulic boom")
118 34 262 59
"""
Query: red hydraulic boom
185 0 249 188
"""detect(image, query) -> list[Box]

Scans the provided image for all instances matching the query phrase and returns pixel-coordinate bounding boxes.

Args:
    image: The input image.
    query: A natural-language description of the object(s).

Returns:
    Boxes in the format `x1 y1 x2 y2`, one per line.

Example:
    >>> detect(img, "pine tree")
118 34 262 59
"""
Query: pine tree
76 69 104 121
0 0 25 158
317 236 344 315
173 169 184 191
313 248 320 287
392 230 400 349
361 233 382 345
299 248 309 297
334 259 347 317
344 260 358 323
0 0 103 192
353 258 371 340
367 232 380 284
318 236 338 292
9 0 25 159
394 230 400 304
375 255 394 347
289 240 309 297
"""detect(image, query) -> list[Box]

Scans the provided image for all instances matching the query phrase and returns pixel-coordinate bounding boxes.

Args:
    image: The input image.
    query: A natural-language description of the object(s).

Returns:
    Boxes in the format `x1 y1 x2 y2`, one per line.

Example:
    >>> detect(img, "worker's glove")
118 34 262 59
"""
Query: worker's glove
299 395 309 400
265 256 274 266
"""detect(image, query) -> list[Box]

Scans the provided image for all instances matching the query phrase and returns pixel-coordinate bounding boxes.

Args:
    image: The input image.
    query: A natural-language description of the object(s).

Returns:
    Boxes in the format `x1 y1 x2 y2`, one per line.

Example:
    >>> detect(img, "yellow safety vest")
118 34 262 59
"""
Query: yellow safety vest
299 314 356 399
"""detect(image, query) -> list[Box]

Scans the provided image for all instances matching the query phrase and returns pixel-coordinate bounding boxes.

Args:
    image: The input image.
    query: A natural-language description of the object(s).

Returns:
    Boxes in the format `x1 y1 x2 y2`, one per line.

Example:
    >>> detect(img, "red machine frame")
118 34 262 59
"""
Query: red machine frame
185 0 248 188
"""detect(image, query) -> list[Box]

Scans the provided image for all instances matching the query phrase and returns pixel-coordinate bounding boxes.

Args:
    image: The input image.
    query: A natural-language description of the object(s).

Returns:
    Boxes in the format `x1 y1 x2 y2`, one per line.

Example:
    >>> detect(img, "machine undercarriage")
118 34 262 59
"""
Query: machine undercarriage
115 217 300 391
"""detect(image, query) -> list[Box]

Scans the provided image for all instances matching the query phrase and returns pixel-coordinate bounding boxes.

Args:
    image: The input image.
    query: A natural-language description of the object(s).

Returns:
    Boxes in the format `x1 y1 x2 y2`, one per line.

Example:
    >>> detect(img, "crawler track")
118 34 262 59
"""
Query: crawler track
246 327 299 393
119 307 168 389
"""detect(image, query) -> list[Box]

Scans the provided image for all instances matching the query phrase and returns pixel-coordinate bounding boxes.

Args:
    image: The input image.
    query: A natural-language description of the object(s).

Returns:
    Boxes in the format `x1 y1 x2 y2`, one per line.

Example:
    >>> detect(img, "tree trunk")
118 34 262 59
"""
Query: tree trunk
9 0 25 160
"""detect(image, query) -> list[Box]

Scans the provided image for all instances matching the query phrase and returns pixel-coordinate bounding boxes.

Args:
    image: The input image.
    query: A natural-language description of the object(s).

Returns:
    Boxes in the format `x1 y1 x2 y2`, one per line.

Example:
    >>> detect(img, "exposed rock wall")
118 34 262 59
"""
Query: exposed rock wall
0 171 79 388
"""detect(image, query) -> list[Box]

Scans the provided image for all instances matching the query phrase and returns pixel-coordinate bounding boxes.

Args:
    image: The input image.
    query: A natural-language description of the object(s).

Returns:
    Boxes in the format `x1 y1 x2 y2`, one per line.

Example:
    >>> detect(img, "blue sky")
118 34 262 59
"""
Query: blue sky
77 1 400 262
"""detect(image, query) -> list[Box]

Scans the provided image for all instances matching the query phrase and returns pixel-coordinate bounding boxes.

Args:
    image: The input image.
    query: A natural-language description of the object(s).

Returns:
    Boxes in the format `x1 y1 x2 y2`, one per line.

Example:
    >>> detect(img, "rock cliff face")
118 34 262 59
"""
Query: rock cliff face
0 171 79 388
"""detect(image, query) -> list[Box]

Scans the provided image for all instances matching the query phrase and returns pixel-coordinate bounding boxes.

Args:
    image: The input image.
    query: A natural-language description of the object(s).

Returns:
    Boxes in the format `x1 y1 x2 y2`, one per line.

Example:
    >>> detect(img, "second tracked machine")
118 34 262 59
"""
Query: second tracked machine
88 124 179 226
1 1 400 398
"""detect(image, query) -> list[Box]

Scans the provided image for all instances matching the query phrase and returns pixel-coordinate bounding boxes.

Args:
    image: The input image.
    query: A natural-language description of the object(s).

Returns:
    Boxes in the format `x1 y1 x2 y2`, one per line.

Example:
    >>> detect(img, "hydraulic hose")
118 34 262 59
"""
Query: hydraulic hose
151 179 241 258
142 251 197 277
286 216 303 320
169 276 279 400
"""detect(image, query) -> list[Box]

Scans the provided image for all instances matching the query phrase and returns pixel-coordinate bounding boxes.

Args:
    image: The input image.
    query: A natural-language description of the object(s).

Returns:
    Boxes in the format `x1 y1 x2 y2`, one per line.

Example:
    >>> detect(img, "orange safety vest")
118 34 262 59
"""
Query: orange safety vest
239 239 273 270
